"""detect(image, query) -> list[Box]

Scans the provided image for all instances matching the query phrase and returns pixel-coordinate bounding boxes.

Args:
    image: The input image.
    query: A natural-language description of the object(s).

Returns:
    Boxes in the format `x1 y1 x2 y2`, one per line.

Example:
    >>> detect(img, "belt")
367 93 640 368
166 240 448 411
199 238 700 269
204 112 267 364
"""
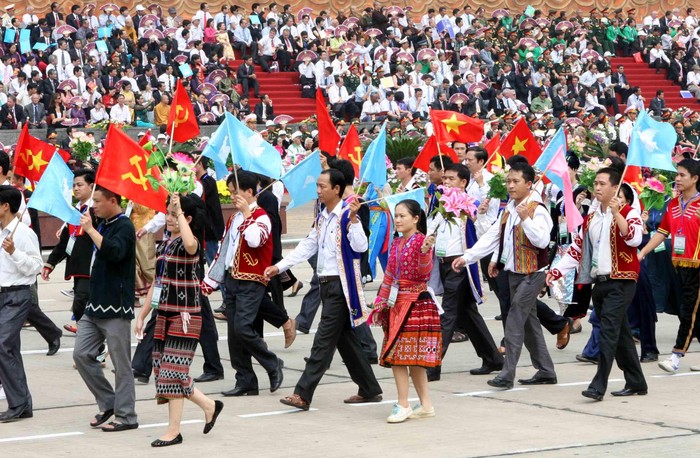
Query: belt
0 284 31 293
596 275 612 282
318 275 341 283
438 255 461 264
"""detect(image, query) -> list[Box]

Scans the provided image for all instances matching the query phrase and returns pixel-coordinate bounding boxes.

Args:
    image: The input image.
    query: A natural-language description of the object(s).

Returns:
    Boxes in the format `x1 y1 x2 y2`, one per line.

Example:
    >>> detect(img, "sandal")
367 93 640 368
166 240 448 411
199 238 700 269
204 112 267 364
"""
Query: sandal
279 394 310 411
101 421 139 432
90 409 114 427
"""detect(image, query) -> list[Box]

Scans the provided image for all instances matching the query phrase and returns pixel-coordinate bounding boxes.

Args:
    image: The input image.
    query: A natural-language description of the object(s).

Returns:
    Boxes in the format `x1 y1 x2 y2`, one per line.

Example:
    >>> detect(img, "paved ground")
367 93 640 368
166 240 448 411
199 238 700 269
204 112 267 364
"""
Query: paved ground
2 201 700 456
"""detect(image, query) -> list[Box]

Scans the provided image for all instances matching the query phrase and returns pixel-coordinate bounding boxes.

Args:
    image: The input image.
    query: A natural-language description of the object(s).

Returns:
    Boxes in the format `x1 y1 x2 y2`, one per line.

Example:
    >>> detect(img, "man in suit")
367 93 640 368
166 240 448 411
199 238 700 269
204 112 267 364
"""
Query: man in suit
515 65 531 104
65 4 81 29
45 2 63 28
24 93 46 129
254 94 274 124
649 90 665 116
552 86 569 118
611 65 632 103
567 75 584 101
237 57 260 99
278 28 298 72
101 67 119 91
132 5 145 30
497 63 517 91
668 51 684 86
431 91 450 111
40 69 59 107
0 96 26 129
193 93 210 118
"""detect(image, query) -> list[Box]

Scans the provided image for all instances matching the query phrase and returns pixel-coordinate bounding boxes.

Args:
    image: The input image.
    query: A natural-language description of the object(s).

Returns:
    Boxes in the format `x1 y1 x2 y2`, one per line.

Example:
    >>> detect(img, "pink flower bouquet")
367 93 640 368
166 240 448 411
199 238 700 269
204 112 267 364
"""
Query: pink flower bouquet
431 186 477 226
638 176 672 211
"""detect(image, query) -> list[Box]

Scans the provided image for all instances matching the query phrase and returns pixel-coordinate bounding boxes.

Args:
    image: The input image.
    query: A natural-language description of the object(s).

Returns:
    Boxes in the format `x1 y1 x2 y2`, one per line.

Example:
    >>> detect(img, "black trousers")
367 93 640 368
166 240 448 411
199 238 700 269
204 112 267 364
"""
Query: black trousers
232 41 258 60
438 263 502 368
198 294 224 376
28 282 62 344
589 280 646 394
294 278 381 403
627 267 659 356
673 267 700 353
224 277 279 390
240 77 260 98
72 277 90 322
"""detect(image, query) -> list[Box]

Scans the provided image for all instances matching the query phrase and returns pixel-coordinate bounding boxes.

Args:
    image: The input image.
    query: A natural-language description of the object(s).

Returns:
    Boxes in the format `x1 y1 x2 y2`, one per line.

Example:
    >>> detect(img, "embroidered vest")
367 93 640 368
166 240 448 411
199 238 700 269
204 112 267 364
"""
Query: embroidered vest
496 201 549 274
231 207 272 285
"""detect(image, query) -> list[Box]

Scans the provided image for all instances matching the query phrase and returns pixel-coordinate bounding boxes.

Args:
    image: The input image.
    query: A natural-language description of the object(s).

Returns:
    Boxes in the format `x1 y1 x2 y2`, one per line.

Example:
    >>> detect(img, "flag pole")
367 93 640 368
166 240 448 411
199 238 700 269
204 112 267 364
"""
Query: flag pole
614 163 629 197
256 178 279 196
9 206 28 238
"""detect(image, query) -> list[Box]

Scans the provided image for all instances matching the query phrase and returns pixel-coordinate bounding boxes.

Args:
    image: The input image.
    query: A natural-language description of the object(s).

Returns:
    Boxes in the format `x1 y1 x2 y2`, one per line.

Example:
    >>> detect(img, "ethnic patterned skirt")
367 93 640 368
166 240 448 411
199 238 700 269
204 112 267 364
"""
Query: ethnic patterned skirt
380 293 442 368
153 311 202 404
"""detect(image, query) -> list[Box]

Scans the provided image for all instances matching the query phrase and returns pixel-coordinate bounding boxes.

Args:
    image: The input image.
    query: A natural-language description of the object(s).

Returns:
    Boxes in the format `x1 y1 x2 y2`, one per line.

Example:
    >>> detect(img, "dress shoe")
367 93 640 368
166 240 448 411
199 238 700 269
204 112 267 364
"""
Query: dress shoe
581 388 604 401
282 319 297 348
151 434 183 447
47 337 61 356
495 314 502 321
611 387 648 397
556 319 571 350
427 367 441 382
487 376 513 389
470 364 503 375
451 331 468 343
269 358 284 392
221 386 259 397
203 400 224 434
0 405 33 422
368 357 378 365
518 376 558 385
344 394 383 404
194 373 224 383
640 353 659 363
280 394 310 410
213 305 225 314
576 354 598 364
288 280 304 297
213 312 227 321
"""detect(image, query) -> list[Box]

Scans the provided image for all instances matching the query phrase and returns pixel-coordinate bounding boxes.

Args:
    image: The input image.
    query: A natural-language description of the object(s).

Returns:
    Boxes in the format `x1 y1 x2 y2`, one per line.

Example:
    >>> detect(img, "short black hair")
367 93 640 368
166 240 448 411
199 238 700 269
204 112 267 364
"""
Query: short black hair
330 158 355 185
74 168 95 184
618 182 634 204
509 161 535 183
607 156 625 173
0 151 9 176
467 146 488 164
227 171 258 194
321 169 346 198
445 163 470 182
596 167 621 186
94 185 122 205
506 155 530 167
678 158 700 191
0 185 22 213
429 155 453 171
396 157 415 175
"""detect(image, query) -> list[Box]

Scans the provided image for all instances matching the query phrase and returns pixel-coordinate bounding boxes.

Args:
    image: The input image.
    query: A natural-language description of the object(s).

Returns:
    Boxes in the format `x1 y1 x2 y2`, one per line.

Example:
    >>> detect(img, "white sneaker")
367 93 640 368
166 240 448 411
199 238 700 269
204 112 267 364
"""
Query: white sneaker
0 385 5 400
658 358 679 373
386 404 413 423
409 404 435 419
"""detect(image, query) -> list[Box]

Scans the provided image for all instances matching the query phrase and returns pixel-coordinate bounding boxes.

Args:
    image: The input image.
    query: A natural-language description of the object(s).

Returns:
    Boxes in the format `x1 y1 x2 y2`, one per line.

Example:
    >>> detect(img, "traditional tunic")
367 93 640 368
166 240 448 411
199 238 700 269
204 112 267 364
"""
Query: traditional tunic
152 237 202 403
131 202 156 298
372 233 442 368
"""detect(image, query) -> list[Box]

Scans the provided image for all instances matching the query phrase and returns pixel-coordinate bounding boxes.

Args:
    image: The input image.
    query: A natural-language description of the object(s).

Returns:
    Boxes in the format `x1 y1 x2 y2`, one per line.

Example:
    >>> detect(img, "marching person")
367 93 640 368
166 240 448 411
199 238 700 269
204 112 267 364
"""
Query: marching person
265 169 383 410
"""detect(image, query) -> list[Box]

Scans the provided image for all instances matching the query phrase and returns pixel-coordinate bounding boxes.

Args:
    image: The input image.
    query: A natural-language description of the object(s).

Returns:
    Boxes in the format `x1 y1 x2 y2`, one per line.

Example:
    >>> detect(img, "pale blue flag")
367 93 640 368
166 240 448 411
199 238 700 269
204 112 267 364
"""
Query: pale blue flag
228 115 283 179
27 153 81 225
359 123 387 187
280 151 322 209
383 188 426 220
627 109 677 172
201 113 232 179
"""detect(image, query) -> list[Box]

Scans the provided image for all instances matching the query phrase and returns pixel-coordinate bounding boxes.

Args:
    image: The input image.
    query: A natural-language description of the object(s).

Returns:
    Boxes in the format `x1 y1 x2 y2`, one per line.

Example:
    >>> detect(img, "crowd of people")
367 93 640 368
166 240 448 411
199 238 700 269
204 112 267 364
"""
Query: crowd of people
3 1 700 449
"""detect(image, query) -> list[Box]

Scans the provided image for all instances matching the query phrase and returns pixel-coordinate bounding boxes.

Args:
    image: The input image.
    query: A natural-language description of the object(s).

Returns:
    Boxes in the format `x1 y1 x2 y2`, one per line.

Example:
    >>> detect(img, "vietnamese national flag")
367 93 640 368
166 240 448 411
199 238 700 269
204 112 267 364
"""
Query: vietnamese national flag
413 135 458 173
167 79 200 143
483 134 505 173
316 88 341 155
337 124 362 177
95 124 168 213
623 165 644 193
430 109 485 144
499 117 542 164
13 123 71 182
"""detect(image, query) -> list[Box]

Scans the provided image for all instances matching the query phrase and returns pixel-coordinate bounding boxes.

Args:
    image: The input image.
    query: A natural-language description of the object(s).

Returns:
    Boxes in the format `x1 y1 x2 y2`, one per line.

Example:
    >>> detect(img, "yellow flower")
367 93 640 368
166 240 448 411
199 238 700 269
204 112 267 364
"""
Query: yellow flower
217 180 230 197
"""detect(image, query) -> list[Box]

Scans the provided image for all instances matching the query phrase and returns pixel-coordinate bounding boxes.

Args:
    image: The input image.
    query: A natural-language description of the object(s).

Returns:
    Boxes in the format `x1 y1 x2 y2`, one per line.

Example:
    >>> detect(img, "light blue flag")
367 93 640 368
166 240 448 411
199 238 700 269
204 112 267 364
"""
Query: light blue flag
436 18 455 39
201 113 232 179
280 151 321 209
4 28 15 44
359 123 387 187
627 109 677 172
228 116 283 179
383 188 426 220
27 153 81 226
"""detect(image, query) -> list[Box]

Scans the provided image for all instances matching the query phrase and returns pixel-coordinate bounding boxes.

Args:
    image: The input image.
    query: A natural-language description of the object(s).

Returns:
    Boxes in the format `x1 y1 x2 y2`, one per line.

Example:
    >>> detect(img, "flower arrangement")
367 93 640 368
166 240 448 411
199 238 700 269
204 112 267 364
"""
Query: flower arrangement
145 145 197 194
639 176 673 211
430 185 478 227
69 132 97 162
487 166 509 201
217 179 232 204
578 157 611 192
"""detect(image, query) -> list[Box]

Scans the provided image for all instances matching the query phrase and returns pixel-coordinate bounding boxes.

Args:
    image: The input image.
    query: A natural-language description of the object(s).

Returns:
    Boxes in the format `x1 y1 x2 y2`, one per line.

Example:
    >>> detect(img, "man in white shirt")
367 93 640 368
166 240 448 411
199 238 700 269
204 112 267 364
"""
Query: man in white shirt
327 76 351 118
52 39 71 82
194 3 212 30
408 88 429 119
110 95 132 124
360 92 383 122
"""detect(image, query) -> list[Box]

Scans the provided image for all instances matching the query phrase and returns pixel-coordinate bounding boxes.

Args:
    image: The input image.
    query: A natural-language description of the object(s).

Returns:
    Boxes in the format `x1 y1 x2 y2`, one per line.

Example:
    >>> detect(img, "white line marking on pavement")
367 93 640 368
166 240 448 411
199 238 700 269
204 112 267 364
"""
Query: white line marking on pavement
454 388 528 397
139 419 203 429
238 408 318 418
39 299 56 302
346 397 419 407
0 432 84 443
556 379 623 387
651 371 700 378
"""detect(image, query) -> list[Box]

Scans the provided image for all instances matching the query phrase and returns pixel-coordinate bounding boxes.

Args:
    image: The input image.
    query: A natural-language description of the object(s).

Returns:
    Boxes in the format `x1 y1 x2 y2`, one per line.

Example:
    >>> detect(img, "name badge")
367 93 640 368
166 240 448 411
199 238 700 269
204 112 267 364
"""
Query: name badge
388 284 399 307
559 220 568 242
151 280 163 309
435 238 448 258
66 236 76 256
125 201 134 218
674 235 686 255
651 231 665 253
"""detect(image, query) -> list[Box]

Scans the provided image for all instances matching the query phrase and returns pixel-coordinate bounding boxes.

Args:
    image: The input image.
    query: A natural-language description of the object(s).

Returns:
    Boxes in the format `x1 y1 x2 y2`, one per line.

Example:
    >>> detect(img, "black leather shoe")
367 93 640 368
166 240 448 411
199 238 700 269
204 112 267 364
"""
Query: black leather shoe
487 376 513 389
269 358 284 393
518 376 558 385
0 405 33 422
221 386 259 397
581 388 604 401
427 367 441 382
640 353 659 363
611 387 648 397
576 354 598 364
47 337 61 356
203 400 224 434
194 373 224 383
151 434 183 447
470 364 503 375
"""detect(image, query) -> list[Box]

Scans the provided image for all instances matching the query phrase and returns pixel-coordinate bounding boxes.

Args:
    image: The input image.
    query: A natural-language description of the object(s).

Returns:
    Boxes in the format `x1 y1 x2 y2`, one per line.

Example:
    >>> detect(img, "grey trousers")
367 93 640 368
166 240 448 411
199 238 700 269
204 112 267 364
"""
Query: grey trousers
0 289 33 409
73 314 137 425
500 272 556 382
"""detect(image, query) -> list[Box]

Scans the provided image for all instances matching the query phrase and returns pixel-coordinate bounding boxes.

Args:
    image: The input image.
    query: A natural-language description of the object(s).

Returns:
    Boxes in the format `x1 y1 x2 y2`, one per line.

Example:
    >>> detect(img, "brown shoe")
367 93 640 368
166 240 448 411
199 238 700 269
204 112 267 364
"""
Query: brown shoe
279 394 309 411
283 319 297 348
556 321 571 350
343 394 383 404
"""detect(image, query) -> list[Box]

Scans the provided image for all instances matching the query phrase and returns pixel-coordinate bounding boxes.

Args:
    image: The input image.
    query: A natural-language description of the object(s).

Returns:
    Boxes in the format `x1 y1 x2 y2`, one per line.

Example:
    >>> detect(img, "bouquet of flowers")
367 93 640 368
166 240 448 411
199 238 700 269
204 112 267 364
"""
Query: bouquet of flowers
578 157 611 192
145 146 197 194
430 185 478 227
639 176 673 211
69 132 97 162
217 179 231 204
487 165 509 201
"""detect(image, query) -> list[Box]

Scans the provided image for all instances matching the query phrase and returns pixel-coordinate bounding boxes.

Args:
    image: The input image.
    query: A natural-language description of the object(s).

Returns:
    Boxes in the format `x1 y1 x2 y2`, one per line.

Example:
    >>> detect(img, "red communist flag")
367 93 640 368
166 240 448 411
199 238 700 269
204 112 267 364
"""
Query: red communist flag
413 135 458 173
316 88 341 155
96 124 168 213
499 117 542 164
623 165 644 193
431 109 485 144
13 123 71 182
167 79 200 143
483 134 505 173
337 124 362 177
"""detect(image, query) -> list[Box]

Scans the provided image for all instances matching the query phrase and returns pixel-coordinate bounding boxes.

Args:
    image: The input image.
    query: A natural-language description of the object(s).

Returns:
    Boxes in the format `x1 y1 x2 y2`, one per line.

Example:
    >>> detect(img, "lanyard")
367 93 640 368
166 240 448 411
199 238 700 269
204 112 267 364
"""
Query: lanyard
319 212 336 250
394 233 418 279
72 204 90 236
678 193 699 234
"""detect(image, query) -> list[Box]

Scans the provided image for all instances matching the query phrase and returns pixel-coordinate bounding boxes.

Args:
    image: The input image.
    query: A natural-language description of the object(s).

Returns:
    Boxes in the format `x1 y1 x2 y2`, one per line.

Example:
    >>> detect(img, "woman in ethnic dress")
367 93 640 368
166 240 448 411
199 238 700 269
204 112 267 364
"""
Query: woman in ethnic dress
135 194 223 447
371 199 442 423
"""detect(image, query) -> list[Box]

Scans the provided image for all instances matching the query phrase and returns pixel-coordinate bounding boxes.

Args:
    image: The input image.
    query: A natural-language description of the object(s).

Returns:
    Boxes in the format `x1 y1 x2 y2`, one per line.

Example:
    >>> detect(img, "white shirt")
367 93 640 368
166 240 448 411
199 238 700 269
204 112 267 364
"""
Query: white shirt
110 103 132 123
327 84 349 104
0 217 42 287
259 36 281 56
588 206 615 276
276 201 367 276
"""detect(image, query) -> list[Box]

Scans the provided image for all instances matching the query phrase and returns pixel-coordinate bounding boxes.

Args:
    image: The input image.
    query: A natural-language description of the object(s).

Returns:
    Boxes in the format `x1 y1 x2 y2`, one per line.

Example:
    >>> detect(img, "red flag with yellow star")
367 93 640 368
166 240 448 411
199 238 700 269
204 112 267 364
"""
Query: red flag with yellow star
413 135 458 173
499 117 542 164
95 124 168 213
430 109 485 144
167 79 200 143
483 134 505 173
337 124 362 177
13 123 71 182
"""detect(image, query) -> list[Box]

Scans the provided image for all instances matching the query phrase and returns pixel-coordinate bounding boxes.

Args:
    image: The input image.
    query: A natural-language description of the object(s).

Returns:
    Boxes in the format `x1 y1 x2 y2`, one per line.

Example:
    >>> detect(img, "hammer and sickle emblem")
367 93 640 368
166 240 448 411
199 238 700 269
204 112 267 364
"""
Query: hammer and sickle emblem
349 146 362 168
120 155 148 190
242 253 259 266
174 105 189 125
619 252 632 263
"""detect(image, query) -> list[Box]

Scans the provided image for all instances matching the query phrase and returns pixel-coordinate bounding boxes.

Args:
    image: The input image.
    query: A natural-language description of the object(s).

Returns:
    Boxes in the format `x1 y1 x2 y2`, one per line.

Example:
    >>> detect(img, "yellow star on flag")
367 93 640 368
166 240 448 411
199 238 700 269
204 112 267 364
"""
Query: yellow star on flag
27 149 48 171
441 114 467 134
511 137 528 155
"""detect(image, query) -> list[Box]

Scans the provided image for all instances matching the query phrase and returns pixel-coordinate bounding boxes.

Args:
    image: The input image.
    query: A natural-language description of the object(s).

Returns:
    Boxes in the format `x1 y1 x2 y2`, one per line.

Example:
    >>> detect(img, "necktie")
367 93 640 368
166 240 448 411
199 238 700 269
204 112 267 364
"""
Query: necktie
33 105 38 122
